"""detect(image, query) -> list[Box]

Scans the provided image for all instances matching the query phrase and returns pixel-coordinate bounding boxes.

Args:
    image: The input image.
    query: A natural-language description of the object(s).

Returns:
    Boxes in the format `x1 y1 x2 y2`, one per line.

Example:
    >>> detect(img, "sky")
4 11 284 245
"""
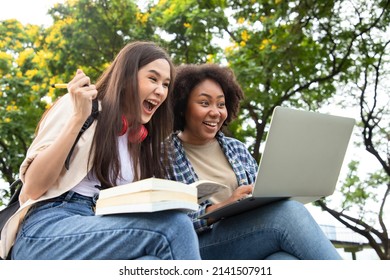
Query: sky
0 0 64 26
0 0 386 260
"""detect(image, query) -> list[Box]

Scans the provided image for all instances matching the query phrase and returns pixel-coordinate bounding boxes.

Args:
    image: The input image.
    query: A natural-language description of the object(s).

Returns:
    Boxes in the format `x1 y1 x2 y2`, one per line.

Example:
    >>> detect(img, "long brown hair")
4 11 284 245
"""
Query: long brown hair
92 41 175 188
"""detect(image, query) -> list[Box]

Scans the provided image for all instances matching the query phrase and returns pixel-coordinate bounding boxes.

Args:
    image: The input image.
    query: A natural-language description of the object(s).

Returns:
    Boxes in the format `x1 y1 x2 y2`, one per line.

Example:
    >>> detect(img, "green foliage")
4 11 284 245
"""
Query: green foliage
222 1 363 150
149 0 225 64
46 0 160 81
340 161 376 210
0 20 50 187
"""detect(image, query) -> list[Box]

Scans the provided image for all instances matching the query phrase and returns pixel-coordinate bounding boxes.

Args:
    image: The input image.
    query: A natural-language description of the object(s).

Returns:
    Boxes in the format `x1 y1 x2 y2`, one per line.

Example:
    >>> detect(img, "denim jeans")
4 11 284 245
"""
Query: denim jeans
12 191 201 260
198 200 342 260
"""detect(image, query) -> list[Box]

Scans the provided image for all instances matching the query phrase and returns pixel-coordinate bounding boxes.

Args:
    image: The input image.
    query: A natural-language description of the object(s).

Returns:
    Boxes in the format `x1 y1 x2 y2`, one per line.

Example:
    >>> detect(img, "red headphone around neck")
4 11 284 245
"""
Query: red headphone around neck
119 115 148 143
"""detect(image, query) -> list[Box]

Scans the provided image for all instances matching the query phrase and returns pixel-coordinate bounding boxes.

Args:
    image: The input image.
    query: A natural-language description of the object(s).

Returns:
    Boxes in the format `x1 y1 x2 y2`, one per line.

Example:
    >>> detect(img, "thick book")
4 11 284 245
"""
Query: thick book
95 177 228 215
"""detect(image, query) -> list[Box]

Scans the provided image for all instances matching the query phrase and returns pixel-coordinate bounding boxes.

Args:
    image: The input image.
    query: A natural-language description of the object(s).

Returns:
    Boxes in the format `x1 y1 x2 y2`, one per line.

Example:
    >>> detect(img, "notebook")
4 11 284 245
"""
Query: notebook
200 106 355 220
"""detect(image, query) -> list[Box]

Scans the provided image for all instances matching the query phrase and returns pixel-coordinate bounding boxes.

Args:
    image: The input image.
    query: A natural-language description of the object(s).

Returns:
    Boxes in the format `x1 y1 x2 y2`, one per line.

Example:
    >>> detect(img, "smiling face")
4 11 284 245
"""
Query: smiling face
181 79 228 145
137 58 171 124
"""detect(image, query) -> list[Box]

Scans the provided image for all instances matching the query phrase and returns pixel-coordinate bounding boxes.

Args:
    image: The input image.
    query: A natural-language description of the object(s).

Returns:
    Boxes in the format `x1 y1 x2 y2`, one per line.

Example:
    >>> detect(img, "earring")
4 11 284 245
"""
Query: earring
119 115 148 143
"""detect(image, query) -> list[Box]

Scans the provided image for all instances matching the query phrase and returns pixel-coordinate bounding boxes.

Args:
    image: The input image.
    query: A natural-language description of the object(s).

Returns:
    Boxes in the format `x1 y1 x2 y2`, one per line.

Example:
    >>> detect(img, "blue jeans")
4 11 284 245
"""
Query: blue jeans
198 200 342 260
12 191 201 260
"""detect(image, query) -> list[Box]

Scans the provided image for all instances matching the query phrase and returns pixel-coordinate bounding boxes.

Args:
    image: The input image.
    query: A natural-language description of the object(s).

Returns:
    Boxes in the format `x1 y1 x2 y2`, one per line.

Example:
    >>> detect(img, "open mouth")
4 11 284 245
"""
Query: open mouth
143 99 158 112
203 121 218 128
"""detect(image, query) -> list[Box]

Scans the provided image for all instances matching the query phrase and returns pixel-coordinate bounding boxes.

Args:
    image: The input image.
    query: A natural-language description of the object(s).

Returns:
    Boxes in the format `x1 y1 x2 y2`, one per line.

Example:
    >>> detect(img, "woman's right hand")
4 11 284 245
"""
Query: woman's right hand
225 185 254 204
67 69 98 123
205 184 253 225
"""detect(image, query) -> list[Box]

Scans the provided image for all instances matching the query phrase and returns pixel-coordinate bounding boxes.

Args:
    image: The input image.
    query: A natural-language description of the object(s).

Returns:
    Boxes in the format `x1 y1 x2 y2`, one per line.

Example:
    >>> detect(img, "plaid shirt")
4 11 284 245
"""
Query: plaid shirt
166 131 258 233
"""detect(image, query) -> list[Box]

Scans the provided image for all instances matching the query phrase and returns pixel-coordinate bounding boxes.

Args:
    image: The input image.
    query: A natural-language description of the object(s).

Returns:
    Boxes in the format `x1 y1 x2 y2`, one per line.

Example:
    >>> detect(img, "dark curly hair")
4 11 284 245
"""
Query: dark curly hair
172 64 244 132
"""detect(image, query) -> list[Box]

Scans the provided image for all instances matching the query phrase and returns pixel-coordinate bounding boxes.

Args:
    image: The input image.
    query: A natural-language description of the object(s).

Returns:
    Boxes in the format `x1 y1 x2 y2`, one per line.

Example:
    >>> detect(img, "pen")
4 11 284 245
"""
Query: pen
51 83 68 89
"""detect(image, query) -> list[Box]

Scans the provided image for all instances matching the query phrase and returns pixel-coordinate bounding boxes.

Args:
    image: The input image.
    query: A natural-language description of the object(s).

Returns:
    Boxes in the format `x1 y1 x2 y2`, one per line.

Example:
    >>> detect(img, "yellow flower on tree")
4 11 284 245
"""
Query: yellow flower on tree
47 88 55 99
31 84 40 92
237 17 245 24
259 38 272 50
136 12 149 24
16 48 34 67
225 45 236 55
26 69 38 79
6 105 18 112
206 54 214 63
29 95 36 102
241 30 250 42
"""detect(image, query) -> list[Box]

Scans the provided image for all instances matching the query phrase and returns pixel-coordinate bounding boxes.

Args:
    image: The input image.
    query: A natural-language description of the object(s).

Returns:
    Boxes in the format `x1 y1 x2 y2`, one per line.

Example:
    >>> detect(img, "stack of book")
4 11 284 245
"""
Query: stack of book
95 177 228 215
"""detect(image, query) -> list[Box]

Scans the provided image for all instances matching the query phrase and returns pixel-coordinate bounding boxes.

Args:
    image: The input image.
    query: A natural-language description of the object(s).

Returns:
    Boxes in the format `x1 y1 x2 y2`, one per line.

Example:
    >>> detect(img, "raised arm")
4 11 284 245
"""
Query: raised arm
20 70 98 202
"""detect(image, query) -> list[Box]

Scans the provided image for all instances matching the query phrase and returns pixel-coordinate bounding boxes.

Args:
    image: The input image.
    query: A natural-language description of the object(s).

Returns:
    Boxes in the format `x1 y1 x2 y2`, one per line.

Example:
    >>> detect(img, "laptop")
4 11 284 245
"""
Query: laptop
200 106 355 220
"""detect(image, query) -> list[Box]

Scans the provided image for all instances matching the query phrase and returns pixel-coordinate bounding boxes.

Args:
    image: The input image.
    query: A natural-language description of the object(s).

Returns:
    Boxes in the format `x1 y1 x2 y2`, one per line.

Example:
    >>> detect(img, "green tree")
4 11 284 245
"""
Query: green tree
149 0 225 64
0 19 52 203
317 28 390 259
45 0 162 81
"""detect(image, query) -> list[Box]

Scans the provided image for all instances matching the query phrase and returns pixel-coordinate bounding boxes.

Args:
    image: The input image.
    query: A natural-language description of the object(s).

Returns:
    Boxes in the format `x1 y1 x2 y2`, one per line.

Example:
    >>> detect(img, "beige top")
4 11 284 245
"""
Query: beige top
0 93 99 259
182 139 237 203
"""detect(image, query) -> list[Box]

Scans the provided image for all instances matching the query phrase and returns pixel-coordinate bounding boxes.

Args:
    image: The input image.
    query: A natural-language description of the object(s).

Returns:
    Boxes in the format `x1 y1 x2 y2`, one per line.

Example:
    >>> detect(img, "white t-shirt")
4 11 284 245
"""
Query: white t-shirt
71 132 134 197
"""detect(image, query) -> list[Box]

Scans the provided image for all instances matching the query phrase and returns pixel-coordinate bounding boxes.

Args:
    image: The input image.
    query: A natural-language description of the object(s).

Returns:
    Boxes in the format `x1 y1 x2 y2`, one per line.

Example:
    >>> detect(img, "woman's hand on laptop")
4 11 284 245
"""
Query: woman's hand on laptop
230 185 254 202
205 184 253 225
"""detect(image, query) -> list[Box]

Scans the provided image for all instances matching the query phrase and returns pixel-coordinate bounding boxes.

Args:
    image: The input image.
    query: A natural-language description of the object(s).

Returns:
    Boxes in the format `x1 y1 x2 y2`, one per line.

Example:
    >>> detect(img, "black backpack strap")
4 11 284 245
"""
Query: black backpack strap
7 179 23 205
65 99 99 170
0 179 22 238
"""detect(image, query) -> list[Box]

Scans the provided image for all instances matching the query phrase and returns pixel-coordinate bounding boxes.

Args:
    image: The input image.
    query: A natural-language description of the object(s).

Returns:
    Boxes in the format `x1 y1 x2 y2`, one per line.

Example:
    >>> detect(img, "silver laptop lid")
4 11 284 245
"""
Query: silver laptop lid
253 106 355 201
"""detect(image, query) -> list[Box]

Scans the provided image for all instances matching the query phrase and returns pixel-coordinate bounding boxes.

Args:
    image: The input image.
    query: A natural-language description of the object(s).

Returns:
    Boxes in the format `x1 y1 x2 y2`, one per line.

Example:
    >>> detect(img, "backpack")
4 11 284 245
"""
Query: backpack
0 98 99 259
